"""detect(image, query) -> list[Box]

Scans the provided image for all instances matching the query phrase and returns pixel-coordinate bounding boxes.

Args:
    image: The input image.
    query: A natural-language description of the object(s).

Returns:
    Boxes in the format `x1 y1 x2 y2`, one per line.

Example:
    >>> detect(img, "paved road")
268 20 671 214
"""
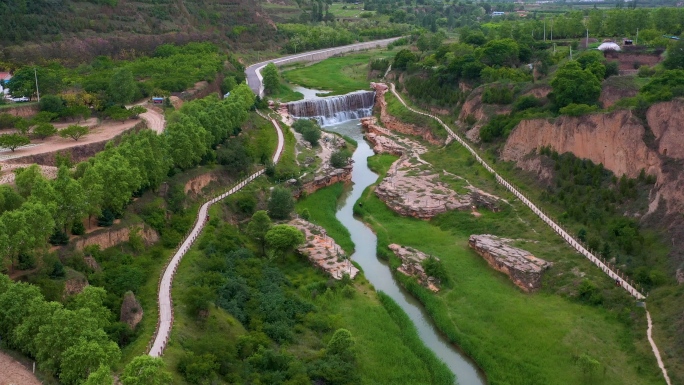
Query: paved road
245 37 403 98
149 112 284 357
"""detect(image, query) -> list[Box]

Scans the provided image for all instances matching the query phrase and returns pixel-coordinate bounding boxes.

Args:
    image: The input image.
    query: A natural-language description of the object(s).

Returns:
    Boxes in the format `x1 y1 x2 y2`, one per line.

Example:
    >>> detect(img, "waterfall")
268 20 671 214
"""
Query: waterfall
287 90 376 126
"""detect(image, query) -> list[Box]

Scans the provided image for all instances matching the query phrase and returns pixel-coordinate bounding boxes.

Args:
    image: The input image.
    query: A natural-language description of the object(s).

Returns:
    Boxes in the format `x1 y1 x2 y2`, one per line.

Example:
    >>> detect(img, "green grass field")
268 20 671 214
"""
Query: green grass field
282 51 393 95
328 3 372 17
355 165 664 385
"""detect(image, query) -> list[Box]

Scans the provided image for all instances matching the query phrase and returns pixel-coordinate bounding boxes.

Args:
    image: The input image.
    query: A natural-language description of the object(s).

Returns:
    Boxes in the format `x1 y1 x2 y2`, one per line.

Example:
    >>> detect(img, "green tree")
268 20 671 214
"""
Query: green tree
262 63 280 95
53 166 88 232
60 337 121 385
39 95 66 115
91 152 140 214
0 133 30 152
0 281 43 347
302 125 322 146
0 201 54 271
268 186 295 220
59 125 89 141
217 139 251 173
14 299 61 356
479 38 520 67
14 164 44 198
265 224 305 258
394 49 417 70
109 68 137 104
550 61 602 109
120 356 173 385
83 365 113 385
128 105 146 118
664 37 684 70
166 113 208 169
246 210 273 255
33 122 58 140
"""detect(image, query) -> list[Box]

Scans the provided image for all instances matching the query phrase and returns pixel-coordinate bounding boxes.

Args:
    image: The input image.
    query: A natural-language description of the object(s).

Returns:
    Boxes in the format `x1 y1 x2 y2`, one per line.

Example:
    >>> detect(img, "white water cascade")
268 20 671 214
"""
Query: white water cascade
287 90 375 126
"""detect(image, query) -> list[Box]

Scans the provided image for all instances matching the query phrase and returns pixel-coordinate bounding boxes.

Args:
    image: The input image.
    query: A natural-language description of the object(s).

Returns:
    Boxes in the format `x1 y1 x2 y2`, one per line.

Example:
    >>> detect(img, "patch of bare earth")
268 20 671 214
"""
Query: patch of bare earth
0 352 41 385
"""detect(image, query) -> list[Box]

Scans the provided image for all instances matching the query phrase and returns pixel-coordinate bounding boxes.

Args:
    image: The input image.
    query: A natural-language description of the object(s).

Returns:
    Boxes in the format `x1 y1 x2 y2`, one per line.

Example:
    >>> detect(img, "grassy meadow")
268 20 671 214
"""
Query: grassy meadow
282 50 393 95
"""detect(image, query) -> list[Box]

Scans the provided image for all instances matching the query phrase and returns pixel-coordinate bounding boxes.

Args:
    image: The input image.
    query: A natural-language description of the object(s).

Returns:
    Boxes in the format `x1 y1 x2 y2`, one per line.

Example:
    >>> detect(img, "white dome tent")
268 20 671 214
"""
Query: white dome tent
597 42 621 51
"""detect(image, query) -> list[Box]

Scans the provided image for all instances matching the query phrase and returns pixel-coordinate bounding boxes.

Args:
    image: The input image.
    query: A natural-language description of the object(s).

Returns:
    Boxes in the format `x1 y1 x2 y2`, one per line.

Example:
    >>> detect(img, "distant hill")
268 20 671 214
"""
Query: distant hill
0 0 287 63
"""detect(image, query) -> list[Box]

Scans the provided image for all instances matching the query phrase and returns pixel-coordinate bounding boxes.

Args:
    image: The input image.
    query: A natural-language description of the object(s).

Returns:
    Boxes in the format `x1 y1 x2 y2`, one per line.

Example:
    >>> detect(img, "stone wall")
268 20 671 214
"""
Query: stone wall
468 234 551 292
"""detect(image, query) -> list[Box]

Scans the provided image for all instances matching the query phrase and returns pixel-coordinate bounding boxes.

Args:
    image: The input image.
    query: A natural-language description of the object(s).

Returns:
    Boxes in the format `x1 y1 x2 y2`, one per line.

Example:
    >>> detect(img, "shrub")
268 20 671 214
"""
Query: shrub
481 85 514 104
330 149 351 168
513 95 542 112
637 65 655 78
559 103 599 116
479 114 521 142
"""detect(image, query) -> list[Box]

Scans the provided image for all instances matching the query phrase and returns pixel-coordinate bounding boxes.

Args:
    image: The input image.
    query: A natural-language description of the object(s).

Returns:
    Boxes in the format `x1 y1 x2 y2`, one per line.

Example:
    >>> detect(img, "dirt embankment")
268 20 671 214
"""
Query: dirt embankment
372 83 443 145
458 87 512 142
74 224 159 251
502 99 684 270
0 104 39 118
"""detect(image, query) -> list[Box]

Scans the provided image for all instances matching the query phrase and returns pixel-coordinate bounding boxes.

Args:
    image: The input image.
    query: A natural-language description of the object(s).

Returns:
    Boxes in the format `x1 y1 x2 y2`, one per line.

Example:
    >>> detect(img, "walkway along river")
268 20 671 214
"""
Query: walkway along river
327 120 487 385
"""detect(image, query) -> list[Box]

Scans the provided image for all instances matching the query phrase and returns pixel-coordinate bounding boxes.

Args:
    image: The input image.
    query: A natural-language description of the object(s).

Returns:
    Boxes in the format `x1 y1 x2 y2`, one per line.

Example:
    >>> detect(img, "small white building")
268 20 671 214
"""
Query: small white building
598 42 621 51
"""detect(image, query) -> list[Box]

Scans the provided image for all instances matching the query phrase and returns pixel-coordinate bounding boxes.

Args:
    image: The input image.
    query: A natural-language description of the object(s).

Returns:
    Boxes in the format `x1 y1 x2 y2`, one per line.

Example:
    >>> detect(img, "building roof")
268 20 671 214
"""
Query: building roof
0 72 11 81
598 42 621 51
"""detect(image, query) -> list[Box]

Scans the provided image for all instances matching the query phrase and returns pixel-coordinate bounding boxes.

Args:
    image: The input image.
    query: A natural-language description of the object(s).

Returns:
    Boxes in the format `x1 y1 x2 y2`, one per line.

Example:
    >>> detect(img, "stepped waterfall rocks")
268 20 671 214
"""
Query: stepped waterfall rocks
287 90 376 126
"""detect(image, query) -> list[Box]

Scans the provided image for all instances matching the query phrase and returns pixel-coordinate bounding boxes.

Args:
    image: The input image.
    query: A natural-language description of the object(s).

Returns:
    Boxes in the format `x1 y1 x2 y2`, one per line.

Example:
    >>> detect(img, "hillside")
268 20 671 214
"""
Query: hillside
0 0 281 63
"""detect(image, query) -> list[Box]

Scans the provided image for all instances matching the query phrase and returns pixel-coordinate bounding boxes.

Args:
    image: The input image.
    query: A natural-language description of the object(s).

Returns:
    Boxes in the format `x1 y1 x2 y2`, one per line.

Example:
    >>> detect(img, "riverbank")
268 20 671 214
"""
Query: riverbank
352 126 663 384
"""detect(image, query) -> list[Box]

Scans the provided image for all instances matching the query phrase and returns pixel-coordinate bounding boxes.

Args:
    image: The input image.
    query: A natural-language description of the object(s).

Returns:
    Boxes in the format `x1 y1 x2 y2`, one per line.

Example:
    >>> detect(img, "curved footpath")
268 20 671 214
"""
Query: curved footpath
148 112 284 357
245 37 402 97
388 83 672 385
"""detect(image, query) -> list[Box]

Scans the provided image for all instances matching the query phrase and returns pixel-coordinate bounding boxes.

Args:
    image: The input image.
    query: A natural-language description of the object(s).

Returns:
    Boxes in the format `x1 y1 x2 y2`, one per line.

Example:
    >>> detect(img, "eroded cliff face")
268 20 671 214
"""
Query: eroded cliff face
74 225 159 251
502 101 684 270
458 87 512 143
502 110 661 178
372 83 444 145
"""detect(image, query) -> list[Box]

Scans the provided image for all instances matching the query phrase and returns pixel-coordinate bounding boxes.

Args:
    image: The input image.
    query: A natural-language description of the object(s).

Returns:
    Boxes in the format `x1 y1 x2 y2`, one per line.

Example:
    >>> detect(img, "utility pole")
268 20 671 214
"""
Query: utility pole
586 28 589 48
550 18 553 41
636 28 639 45
34 68 40 102
570 46 573 60
544 19 546 42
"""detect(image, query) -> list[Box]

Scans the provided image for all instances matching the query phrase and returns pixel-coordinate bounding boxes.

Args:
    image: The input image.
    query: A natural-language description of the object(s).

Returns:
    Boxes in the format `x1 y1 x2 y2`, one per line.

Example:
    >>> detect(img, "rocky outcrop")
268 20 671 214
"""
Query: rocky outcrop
293 167 352 198
389 244 440 292
63 271 88 297
458 87 512 123
289 218 359 280
184 173 217 195
371 82 444 145
74 224 159 251
365 132 405 156
375 154 500 219
120 291 143 330
468 234 551 292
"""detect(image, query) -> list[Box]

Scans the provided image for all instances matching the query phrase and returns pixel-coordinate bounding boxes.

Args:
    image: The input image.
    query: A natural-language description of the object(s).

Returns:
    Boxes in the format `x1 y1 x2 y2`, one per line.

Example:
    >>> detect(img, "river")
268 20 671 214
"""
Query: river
325 120 487 385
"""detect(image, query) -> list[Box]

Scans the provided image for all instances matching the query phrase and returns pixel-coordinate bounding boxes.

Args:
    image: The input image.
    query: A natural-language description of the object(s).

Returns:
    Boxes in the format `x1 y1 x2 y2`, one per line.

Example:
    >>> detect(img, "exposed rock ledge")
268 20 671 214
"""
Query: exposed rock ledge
120 291 143 330
289 218 359 280
362 118 500 219
389 244 441 292
468 234 552 292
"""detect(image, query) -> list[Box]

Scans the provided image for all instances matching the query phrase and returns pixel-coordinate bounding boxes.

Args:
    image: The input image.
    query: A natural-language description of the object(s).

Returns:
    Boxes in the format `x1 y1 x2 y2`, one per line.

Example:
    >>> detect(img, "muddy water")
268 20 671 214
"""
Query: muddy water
326 120 486 385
